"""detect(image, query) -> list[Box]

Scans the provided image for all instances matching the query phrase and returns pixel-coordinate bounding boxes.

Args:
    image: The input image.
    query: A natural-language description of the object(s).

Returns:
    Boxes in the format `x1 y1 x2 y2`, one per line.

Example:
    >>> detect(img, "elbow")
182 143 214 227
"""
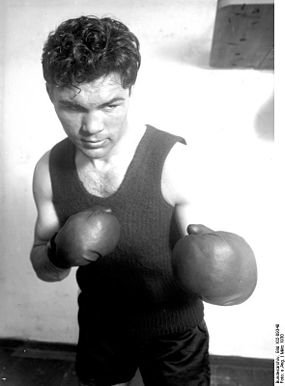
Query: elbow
30 252 70 283
33 268 67 283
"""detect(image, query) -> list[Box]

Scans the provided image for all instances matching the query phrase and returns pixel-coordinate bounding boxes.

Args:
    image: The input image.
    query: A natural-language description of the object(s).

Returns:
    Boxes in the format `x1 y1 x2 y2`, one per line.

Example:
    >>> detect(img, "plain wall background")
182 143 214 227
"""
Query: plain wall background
0 0 280 360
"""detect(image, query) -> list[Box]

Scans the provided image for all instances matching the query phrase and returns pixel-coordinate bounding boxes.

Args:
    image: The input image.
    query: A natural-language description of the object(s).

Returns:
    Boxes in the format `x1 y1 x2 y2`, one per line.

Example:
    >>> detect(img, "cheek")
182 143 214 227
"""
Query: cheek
108 113 128 137
109 107 129 126
57 112 81 134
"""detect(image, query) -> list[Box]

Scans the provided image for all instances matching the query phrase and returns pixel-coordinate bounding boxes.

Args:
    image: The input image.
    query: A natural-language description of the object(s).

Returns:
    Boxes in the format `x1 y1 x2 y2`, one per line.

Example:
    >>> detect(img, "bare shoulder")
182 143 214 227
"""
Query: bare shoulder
33 150 52 202
161 141 192 207
165 141 190 168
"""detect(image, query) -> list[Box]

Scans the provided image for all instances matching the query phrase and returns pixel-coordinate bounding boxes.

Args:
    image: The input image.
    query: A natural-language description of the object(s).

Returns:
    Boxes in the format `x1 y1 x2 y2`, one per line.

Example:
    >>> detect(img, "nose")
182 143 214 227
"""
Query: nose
80 111 104 136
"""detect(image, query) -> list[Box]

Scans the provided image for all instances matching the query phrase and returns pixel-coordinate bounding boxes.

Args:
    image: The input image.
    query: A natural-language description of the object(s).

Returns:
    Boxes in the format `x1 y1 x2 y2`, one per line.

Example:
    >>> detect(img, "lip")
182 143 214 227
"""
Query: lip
81 139 108 149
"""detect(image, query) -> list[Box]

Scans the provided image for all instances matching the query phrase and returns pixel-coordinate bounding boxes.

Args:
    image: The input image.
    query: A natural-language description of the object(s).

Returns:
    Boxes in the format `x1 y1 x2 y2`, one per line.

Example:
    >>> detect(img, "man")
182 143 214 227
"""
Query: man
31 15 254 386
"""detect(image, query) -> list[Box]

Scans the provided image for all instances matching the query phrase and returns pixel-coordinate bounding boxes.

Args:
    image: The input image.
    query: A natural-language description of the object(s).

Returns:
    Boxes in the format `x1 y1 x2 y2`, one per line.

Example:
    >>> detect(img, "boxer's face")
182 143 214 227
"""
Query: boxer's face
47 73 131 160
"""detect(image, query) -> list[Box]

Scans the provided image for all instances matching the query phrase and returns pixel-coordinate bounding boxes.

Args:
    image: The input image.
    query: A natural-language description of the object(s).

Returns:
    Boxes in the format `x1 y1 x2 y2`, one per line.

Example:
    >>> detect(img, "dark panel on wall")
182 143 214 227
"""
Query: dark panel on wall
210 0 274 69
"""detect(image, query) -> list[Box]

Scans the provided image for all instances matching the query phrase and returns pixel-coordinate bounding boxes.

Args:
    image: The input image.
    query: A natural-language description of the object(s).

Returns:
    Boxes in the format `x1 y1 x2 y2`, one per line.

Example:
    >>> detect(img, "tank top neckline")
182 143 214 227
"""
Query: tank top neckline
70 125 150 201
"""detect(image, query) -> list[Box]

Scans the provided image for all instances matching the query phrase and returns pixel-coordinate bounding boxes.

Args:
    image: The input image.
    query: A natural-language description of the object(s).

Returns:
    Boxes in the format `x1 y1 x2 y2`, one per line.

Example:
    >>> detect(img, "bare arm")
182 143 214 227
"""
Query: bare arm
162 142 252 243
161 142 200 235
162 142 257 305
30 151 71 282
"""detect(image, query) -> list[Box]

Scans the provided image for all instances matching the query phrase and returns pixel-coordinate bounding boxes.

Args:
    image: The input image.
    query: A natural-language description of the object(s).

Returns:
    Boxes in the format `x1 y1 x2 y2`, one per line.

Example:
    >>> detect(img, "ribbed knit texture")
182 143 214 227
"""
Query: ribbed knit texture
49 125 204 339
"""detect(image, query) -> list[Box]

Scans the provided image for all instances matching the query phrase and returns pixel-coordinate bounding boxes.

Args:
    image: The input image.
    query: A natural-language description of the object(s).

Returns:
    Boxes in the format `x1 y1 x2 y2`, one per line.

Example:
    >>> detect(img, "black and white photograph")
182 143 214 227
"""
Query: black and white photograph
0 1 281 385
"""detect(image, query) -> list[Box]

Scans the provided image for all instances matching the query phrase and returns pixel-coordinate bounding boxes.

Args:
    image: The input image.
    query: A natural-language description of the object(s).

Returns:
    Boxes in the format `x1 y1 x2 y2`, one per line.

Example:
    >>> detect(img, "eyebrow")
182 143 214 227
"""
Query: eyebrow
58 96 126 109
58 100 86 109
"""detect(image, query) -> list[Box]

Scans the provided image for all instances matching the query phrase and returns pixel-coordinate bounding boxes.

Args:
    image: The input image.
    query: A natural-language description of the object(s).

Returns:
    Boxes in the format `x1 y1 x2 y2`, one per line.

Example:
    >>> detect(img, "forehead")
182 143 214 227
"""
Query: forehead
53 73 128 103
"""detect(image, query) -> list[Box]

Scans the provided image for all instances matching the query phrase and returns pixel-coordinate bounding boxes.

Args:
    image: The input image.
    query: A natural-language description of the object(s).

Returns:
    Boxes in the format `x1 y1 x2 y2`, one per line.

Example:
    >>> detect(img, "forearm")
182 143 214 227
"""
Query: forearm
30 244 71 282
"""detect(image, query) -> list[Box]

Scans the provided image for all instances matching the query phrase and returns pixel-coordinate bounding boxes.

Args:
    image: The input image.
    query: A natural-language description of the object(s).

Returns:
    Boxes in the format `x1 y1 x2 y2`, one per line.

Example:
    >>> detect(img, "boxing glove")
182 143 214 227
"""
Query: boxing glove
48 206 120 268
172 224 257 306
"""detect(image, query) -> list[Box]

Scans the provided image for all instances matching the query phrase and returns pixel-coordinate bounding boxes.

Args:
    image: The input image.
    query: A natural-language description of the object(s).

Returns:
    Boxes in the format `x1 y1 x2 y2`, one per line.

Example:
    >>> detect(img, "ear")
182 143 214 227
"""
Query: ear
46 83 55 103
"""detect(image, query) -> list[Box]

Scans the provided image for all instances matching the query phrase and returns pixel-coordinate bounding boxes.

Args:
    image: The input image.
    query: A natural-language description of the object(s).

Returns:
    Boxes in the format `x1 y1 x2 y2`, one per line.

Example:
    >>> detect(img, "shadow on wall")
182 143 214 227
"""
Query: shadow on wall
254 94 274 141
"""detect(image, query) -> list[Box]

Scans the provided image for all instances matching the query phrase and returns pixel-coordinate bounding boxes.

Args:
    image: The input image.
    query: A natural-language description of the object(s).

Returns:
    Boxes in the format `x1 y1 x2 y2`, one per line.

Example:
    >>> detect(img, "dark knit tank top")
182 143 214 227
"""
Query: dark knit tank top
49 125 203 338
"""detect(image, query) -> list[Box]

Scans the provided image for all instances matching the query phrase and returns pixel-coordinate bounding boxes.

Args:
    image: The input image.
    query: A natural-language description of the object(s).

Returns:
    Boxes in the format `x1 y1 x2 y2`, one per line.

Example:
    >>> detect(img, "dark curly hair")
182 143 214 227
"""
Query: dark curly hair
42 16 141 89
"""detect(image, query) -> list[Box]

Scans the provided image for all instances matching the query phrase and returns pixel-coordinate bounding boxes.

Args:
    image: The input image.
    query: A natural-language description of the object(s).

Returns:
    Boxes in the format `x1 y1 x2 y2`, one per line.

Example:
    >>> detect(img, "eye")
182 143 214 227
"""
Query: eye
103 104 119 112
68 105 86 112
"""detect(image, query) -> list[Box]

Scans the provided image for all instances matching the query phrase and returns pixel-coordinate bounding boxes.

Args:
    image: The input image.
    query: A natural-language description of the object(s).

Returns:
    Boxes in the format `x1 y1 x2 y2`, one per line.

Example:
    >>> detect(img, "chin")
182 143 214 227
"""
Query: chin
83 148 105 159
81 145 110 160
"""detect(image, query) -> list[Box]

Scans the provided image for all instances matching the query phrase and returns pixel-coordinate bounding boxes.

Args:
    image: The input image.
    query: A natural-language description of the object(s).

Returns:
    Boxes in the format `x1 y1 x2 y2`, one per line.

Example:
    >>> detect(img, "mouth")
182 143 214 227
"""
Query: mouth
81 139 108 149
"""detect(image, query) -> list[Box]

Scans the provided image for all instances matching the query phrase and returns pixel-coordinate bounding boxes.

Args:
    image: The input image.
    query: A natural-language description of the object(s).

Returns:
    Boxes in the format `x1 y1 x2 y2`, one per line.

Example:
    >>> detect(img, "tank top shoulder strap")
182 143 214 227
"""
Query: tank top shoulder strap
49 137 81 222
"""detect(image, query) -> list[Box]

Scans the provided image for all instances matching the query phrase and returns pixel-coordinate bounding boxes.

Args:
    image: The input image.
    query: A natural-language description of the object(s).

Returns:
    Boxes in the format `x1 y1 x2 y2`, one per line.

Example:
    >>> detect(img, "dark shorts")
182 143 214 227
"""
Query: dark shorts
76 320 210 386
